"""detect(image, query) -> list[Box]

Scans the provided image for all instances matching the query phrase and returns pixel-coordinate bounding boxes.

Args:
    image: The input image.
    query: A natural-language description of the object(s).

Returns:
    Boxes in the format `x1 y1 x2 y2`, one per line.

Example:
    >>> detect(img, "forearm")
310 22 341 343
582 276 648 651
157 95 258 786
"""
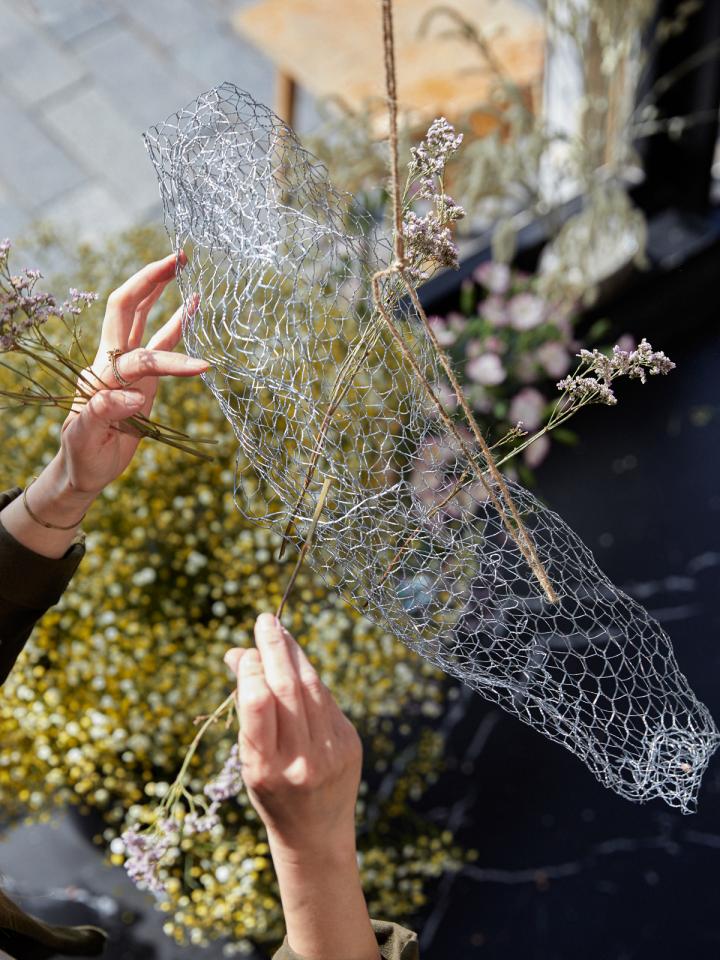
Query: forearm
0 454 95 559
270 835 380 960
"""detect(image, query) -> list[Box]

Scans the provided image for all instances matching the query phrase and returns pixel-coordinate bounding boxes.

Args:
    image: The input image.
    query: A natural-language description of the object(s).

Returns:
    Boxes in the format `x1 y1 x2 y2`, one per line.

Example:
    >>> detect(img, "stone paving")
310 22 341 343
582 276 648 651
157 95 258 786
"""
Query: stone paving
0 0 316 247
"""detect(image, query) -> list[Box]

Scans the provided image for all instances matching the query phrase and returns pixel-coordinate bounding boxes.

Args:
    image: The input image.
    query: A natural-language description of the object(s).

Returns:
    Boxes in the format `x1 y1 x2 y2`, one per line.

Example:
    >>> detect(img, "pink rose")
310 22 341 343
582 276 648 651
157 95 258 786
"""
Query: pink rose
447 311 468 334
481 294 509 328
428 316 456 347
508 387 545 430
466 353 506 386
410 428 480 520
435 381 458 413
615 333 636 352
514 353 538 384
536 341 571 378
523 433 551 469
465 338 482 358
507 293 546 331
484 335 505 353
474 260 511 294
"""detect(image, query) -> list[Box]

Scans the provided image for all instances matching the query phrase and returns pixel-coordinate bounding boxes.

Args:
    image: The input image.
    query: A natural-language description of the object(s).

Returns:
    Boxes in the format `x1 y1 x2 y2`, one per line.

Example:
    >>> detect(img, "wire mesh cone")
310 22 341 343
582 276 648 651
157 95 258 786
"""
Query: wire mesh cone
144 82 719 812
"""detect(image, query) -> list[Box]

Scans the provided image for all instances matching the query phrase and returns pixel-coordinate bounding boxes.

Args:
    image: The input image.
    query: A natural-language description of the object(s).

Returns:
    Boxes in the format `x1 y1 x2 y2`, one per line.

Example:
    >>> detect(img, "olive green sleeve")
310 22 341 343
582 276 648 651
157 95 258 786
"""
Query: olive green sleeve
271 919 420 960
0 487 85 685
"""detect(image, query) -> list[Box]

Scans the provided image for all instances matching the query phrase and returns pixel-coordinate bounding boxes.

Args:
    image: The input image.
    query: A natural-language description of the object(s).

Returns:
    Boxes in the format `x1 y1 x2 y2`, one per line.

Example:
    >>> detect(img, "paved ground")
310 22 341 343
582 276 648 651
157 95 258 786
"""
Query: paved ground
0 0 316 247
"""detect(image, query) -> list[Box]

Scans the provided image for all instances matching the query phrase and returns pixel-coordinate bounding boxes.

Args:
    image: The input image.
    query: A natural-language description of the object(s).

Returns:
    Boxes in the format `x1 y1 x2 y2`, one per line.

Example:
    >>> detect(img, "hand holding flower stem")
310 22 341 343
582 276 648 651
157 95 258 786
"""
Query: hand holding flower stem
0 247 211 559
224 616 376 960
0 242 214 461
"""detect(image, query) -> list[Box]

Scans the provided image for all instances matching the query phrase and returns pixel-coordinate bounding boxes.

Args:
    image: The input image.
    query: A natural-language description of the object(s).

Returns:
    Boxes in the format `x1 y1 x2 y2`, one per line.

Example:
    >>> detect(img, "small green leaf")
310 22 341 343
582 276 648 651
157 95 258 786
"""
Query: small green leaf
460 282 476 315
552 428 579 446
587 319 611 342
518 463 536 486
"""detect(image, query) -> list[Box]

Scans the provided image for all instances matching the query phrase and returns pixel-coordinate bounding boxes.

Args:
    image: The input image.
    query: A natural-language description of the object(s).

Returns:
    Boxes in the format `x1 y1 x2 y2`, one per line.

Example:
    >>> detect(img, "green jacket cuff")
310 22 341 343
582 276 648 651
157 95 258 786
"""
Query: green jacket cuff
271 919 419 960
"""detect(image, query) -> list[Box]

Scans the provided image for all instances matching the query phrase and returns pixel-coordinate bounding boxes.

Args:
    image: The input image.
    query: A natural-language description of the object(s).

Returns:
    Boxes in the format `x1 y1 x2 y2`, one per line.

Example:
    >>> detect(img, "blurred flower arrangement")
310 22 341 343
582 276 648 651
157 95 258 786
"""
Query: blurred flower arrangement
413 255 675 503
0 227 466 952
422 260 581 477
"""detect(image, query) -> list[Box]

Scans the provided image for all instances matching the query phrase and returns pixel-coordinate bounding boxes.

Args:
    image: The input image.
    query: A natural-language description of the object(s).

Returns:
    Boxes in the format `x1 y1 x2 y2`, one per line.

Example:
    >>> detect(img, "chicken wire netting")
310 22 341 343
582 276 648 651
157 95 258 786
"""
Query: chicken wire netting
144 83 719 812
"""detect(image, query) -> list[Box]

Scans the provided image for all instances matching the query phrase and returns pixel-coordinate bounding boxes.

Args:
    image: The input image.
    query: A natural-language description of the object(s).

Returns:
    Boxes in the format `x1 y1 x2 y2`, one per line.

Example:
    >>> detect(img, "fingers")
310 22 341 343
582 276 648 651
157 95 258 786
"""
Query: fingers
99 348 207 388
126 282 170 351
254 613 310 745
84 388 145 423
146 295 200 352
64 389 145 450
237 648 277 757
223 647 246 675
284 628 334 743
100 251 186 351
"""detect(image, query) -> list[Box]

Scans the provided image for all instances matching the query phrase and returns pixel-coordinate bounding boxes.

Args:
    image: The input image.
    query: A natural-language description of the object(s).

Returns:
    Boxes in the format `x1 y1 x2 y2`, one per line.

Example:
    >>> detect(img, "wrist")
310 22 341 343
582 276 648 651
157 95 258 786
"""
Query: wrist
32 455 97 523
267 826 358 871
47 452 98 506
267 829 378 960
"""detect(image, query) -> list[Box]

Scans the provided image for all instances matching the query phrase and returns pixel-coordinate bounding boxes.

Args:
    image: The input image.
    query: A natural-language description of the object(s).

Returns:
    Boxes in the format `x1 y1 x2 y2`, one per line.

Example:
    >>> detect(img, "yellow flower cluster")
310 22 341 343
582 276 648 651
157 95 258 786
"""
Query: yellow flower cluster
0 228 468 951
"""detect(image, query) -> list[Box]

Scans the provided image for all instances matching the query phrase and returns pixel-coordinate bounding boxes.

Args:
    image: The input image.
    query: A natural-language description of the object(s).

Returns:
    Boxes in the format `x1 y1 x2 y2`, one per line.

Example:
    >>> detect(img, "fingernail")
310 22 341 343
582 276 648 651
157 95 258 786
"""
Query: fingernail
255 612 278 635
224 648 242 673
182 355 209 369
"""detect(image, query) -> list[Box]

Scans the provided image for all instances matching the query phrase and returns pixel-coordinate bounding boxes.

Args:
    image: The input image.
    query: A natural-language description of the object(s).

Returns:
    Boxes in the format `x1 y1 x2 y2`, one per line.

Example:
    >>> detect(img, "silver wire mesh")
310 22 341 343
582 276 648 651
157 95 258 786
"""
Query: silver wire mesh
144 83 719 812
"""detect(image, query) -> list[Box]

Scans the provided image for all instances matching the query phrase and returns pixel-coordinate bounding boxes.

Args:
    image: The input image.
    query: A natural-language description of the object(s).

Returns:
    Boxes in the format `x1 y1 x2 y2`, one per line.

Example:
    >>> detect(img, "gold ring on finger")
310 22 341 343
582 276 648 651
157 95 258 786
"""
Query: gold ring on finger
107 348 131 388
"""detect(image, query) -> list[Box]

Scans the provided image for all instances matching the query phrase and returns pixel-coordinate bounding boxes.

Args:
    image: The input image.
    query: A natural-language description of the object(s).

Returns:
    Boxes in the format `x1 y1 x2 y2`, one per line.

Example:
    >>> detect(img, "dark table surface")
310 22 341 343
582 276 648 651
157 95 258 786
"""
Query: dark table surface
416 328 720 960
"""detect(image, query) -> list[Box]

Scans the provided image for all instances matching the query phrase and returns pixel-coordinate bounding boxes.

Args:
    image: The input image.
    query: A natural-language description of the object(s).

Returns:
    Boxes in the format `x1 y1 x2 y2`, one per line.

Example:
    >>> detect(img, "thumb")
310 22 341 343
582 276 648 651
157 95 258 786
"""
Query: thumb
71 389 145 440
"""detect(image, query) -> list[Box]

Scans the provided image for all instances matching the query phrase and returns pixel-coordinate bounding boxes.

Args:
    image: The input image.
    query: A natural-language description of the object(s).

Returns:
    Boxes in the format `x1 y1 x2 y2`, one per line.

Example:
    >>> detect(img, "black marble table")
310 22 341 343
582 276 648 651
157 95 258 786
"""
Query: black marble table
416 331 720 960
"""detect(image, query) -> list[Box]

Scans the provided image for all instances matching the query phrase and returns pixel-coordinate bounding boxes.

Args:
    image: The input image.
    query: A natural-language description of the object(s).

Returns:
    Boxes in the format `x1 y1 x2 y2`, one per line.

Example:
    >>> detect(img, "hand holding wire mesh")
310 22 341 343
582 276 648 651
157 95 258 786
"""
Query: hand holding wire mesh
144 82 718 813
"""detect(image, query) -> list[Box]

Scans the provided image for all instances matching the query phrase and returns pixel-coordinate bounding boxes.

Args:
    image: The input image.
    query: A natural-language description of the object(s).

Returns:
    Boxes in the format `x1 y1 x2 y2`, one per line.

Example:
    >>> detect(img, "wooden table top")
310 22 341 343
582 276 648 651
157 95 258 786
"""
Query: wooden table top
233 0 545 124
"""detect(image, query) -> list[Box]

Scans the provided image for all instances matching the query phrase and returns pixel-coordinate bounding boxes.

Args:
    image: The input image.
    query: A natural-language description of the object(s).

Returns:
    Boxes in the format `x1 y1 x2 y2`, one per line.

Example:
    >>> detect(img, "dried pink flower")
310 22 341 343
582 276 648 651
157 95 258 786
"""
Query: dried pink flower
404 210 459 270
556 375 617 405
121 823 175 893
409 117 464 179
203 744 244 803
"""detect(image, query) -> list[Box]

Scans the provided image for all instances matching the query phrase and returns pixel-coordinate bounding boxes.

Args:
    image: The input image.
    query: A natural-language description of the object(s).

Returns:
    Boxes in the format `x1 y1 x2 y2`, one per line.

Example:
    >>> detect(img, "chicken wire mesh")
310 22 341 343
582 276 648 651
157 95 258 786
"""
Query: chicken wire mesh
144 82 719 812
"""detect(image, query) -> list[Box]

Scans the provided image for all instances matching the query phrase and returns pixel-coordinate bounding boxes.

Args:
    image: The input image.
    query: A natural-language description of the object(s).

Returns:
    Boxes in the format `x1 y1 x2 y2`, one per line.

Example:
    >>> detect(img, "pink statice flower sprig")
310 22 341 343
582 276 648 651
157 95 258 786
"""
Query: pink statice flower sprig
402 118 466 278
120 693 243 894
501 337 676 467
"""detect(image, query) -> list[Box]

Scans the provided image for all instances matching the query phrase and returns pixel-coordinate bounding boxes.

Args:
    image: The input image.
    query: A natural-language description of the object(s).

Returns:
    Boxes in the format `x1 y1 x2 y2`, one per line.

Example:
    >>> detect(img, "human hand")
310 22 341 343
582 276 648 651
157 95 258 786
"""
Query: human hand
224 613 363 861
224 615 378 960
0 253 207 560
58 251 207 500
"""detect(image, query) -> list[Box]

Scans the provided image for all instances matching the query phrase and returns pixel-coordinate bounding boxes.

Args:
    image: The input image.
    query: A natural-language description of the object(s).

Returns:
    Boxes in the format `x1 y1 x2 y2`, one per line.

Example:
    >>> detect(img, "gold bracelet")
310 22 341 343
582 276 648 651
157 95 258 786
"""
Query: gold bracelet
22 476 87 531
